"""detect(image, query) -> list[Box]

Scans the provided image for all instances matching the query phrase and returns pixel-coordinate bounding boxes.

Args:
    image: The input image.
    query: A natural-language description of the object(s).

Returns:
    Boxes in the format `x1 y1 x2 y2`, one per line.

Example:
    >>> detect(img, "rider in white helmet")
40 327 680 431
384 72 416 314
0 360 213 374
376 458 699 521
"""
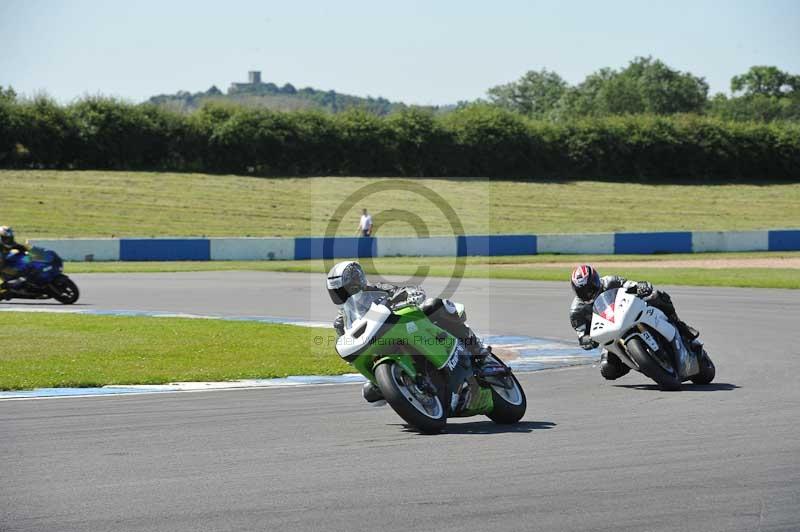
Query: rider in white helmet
326 260 493 403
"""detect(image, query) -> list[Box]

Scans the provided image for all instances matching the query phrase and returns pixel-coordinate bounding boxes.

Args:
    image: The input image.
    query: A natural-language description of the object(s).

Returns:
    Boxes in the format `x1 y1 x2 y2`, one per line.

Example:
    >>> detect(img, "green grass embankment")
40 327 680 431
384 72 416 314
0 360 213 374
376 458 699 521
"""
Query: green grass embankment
0 312 346 390
3 170 799 238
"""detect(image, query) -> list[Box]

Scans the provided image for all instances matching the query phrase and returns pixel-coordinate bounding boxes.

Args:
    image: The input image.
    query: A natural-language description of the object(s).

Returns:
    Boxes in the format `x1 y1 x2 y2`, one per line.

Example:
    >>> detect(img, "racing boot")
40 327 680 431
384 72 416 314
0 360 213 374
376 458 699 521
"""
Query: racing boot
668 312 701 352
466 333 508 378
664 308 698 339
599 351 630 380
362 382 386 406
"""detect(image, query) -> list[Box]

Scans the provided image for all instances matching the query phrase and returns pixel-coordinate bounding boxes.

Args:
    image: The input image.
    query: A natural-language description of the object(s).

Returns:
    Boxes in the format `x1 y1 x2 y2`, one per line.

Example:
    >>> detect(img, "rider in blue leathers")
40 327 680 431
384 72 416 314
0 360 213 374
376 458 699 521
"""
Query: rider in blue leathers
0 226 30 297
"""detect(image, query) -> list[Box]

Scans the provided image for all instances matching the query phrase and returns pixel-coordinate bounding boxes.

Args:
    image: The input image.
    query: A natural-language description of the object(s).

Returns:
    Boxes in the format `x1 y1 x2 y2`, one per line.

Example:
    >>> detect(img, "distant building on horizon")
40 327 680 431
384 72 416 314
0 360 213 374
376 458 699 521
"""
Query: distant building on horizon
229 70 263 92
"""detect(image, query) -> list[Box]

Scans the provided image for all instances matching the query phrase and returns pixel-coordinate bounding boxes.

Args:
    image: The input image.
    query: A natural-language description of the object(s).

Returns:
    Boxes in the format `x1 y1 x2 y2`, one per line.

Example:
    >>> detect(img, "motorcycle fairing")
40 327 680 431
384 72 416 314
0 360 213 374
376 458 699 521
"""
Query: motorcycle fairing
592 289 677 346
336 303 456 373
336 303 394 359
591 288 699 379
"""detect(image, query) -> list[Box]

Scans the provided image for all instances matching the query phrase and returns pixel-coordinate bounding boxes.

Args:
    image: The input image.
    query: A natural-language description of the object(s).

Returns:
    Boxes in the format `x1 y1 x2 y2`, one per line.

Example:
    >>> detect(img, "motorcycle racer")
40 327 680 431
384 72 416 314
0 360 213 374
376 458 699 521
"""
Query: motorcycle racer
326 260 493 403
569 264 701 381
0 226 30 297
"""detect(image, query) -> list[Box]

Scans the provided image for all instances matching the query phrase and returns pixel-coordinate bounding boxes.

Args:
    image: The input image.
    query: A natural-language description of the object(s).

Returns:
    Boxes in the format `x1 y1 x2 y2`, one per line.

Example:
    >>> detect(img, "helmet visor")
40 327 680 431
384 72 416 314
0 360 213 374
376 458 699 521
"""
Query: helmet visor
328 286 351 306
574 282 599 302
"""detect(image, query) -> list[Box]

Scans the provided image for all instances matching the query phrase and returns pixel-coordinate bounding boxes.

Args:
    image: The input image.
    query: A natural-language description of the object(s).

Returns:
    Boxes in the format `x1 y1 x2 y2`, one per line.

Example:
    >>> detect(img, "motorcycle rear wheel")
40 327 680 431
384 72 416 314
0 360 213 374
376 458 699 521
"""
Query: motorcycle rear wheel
690 351 716 385
49 275 80 304
484 356 527 424
626 337 681 391
375 361 447 435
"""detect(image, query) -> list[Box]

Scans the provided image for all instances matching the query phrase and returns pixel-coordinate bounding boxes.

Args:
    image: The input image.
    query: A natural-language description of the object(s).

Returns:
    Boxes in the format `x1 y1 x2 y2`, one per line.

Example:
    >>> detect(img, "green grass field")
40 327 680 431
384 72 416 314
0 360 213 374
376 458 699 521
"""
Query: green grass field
0 312 347 390
64 252 800 289
3 170 799 238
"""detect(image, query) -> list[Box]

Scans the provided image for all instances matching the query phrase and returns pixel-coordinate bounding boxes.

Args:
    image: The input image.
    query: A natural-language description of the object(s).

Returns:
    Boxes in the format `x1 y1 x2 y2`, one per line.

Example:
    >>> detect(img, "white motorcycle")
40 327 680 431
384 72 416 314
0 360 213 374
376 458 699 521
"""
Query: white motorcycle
590 287 715 390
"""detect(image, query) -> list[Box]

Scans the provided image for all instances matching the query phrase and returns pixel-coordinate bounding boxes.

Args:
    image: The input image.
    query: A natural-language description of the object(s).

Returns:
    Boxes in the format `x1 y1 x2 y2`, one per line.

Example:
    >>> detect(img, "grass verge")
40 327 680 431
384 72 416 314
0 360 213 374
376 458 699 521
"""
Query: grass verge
63 252 800 289
3 170 800 237
0 312 346 390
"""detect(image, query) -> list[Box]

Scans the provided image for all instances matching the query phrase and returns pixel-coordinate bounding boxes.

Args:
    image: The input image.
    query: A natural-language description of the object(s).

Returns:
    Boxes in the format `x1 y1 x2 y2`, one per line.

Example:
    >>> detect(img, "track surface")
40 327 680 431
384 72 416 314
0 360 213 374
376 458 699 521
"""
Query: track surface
2 273 799 531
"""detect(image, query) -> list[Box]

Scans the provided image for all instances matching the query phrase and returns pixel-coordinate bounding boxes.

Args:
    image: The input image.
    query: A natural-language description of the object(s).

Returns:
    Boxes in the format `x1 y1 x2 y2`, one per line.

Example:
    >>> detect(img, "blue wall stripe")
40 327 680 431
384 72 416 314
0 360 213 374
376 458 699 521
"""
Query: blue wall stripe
120 239 210 261
294 237 376 260
614 232 692 254
768 230 800 251
44 230 800 261
457 235 537 256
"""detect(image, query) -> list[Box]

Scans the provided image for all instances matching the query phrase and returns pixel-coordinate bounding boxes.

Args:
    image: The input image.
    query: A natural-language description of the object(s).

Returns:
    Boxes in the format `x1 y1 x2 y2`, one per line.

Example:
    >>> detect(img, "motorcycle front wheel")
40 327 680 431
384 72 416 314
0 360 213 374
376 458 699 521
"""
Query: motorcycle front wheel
375 361 447 434
626 337 681 391
49 275 80 304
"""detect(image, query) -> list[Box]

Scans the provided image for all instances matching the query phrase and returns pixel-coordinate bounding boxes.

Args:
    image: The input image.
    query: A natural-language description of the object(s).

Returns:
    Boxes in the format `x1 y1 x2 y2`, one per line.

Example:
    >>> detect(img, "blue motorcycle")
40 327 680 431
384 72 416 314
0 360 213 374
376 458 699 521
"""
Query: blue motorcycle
1 247 80 304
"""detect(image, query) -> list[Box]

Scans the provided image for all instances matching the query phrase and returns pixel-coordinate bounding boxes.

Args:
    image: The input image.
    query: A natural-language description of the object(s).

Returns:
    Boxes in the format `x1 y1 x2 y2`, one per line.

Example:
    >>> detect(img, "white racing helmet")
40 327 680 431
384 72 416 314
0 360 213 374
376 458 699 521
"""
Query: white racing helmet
0 226 14 246
326 261 367 305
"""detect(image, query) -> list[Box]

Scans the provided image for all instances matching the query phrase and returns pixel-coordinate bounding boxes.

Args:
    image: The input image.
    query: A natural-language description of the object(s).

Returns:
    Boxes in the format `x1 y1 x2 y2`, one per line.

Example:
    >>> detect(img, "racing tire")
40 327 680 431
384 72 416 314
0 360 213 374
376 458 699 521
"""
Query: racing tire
626 337 681 391
690 351 716 385
486 370 527 424
49 275 80 305
375 361 447 435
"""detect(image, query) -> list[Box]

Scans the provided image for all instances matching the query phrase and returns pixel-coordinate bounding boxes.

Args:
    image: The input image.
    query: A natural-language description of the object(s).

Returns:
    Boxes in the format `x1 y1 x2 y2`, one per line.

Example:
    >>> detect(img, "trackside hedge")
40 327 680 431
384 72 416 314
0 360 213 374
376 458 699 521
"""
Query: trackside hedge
0 98 798 179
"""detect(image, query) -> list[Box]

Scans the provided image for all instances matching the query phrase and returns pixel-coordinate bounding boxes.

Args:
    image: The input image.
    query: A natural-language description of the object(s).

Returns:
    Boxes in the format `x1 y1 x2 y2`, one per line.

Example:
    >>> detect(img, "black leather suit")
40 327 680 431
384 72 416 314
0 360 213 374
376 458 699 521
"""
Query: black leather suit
569 275 696 380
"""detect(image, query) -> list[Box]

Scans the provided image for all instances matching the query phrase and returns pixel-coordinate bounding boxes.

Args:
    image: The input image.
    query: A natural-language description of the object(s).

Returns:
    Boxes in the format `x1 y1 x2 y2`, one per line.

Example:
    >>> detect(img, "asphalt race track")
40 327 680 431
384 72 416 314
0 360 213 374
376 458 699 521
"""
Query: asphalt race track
2 272 799 531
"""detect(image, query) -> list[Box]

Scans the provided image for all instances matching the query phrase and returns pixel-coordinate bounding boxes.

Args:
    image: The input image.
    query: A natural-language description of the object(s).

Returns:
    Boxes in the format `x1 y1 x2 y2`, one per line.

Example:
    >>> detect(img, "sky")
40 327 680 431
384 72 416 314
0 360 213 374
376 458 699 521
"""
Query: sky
1 0 799 105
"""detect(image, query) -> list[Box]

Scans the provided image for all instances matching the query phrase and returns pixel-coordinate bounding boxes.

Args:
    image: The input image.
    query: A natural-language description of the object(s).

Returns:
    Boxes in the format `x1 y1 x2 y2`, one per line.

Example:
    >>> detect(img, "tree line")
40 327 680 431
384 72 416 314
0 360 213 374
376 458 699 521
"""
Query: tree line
1 90 797 179
488 58 800 123
149 81 425 116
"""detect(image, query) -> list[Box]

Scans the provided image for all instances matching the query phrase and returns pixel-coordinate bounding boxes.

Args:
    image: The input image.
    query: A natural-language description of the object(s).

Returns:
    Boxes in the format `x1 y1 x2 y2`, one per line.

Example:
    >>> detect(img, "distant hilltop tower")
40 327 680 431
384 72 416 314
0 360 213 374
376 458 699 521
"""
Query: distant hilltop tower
229 70 264 93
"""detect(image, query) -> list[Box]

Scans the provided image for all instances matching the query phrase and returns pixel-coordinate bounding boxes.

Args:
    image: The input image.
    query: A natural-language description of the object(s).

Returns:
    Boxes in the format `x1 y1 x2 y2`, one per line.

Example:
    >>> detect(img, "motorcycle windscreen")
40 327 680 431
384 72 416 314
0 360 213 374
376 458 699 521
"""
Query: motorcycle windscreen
342 290 388 331
592 288 619 320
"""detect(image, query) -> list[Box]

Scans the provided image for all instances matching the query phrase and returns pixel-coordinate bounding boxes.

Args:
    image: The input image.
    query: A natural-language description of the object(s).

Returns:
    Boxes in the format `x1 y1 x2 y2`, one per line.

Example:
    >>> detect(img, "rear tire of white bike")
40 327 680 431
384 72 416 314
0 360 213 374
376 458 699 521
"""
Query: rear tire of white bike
690 351 716 385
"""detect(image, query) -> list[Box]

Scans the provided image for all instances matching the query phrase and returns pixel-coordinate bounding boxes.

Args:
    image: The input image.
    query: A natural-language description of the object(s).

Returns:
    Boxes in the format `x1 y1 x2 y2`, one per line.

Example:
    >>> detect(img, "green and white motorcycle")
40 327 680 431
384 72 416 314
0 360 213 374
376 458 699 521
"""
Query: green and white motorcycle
335 288 527 434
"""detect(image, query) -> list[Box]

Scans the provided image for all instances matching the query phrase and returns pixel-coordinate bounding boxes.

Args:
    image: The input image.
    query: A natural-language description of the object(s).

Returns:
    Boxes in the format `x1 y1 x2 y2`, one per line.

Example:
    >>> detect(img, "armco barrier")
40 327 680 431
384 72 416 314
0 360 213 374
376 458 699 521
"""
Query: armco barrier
457 235 537 256
294 237 376 260
614 231 693 254
537 233 615 254
30 229 800 261
768 230 800 252
377 237 458 257
209 238 294 261
120 239 210 261
691 231 769 253
30 239 120 261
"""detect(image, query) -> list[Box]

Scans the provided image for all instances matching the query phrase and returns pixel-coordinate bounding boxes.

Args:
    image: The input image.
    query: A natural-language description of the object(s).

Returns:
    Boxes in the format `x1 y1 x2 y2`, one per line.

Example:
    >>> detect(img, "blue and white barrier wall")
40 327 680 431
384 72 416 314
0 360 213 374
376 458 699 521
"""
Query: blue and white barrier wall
31 230 800 261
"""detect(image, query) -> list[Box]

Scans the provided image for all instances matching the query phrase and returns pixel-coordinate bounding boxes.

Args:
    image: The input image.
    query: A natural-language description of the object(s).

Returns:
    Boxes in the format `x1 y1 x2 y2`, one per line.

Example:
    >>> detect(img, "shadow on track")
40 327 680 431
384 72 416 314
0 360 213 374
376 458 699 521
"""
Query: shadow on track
0 303 89 307
397 420 556 435
613 383 739 392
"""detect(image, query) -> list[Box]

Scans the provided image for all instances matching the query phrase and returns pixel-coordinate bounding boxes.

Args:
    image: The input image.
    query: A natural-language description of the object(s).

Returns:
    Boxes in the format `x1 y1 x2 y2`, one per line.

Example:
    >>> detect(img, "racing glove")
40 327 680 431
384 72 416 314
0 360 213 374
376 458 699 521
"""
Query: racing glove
406 288 426 306
579 335 599 350
333 314 345 337
635 281 653 297
624 280 653 297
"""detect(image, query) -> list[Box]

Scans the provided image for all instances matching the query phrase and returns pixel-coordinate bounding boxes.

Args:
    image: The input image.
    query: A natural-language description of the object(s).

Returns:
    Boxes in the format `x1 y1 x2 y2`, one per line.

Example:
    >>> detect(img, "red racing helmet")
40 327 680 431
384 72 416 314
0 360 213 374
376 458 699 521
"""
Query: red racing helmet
571 264 602 302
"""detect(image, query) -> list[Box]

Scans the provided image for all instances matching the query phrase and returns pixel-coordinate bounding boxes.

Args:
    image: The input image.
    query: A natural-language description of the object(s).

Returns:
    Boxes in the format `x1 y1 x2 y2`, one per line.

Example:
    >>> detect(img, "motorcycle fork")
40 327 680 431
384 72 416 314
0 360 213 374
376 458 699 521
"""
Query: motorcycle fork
446 354 473 413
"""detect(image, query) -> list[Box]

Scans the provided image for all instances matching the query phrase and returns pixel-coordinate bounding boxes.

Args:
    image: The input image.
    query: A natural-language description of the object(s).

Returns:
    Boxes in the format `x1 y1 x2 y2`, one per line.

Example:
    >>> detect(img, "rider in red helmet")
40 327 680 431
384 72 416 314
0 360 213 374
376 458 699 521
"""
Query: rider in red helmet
569 264 701 380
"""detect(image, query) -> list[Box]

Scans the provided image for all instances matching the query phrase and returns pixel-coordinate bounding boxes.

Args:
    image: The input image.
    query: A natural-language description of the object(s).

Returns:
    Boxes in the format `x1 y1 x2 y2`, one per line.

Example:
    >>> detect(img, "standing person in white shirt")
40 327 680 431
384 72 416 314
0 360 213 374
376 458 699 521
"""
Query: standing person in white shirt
357 208 373 237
